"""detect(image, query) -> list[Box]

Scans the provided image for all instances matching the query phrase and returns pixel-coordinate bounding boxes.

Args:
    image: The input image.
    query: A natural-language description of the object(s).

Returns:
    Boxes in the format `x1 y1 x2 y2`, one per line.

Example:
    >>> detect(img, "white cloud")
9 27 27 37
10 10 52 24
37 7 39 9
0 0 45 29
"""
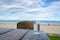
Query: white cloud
0 5 24 8
0 13 40 20
0 0 60 20
34 1 60 18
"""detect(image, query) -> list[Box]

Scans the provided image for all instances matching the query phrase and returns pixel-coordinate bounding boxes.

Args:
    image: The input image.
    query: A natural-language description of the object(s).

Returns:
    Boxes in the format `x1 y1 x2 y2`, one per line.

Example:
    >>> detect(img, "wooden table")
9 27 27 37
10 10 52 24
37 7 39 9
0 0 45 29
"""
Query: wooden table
0 28 49 40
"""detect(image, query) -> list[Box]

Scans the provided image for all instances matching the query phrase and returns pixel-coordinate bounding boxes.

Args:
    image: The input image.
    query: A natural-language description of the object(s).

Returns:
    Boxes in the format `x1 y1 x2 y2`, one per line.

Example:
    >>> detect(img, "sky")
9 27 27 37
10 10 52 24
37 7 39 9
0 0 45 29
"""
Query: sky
0 0 60 21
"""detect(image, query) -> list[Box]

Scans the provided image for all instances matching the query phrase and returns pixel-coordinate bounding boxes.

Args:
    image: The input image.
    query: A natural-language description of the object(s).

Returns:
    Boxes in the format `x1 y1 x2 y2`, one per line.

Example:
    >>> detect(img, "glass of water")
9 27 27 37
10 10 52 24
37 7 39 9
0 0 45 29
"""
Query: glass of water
33 21 40 40
34 21 40 34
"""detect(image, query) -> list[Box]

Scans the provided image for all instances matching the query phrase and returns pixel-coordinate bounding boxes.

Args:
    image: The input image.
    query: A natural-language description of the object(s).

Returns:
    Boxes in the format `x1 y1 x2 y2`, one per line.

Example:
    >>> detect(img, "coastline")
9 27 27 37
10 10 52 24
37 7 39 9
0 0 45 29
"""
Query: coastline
0 23 60 34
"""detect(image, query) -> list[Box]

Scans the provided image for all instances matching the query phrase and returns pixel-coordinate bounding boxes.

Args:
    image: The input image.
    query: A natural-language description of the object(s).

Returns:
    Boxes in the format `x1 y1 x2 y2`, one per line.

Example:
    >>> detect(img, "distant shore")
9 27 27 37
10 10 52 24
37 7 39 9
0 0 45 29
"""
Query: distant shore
0 23 60 34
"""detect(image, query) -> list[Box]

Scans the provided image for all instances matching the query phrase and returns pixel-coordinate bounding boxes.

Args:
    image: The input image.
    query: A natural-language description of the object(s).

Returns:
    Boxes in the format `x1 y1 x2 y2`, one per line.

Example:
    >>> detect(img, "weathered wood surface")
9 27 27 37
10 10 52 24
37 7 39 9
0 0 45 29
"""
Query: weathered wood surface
40 30 50 40
0 28 49 40
22 30 50 40
0 29 29 40
0 28 14 35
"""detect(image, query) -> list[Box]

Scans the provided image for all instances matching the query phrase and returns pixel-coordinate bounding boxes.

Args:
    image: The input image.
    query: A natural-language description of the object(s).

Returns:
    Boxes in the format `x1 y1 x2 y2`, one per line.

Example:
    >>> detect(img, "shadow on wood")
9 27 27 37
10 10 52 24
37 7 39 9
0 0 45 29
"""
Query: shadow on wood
17 21 34 30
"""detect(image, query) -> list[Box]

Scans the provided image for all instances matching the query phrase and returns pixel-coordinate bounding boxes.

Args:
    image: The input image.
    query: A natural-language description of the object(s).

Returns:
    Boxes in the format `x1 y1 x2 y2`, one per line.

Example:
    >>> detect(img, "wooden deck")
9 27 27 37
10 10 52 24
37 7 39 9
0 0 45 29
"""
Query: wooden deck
0 28 49 40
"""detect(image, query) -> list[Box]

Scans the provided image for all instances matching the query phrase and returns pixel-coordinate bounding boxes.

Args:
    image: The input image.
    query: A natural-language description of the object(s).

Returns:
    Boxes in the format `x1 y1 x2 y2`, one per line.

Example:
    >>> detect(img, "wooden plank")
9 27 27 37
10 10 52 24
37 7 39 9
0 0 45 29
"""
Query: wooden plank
22 30 34 40
40 30 50 40
0 29 29 40
22 30 50 40
0 28 14 35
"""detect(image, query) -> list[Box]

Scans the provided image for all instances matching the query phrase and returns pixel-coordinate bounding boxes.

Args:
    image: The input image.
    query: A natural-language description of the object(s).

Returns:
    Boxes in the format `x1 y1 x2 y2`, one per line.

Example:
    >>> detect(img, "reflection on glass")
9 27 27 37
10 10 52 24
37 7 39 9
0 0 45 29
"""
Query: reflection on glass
33 21 40 40
34 21 40 34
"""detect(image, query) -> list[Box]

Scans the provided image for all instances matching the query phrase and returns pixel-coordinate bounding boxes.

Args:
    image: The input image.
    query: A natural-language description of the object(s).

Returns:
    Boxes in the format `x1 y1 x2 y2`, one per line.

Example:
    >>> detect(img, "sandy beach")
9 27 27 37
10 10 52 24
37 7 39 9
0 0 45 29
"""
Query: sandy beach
0 24 60 34
40 24 60 34
0 24 17 29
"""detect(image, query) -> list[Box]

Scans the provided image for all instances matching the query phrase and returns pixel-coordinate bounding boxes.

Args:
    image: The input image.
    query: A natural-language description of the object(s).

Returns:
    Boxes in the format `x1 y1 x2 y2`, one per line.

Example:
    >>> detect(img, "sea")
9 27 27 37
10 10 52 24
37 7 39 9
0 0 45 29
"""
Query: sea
0 20 60 25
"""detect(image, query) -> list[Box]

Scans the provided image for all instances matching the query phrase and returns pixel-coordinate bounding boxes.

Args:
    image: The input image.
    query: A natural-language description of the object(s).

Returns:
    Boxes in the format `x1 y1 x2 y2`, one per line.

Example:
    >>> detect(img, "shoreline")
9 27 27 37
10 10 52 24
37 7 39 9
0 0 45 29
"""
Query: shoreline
0 23 60 34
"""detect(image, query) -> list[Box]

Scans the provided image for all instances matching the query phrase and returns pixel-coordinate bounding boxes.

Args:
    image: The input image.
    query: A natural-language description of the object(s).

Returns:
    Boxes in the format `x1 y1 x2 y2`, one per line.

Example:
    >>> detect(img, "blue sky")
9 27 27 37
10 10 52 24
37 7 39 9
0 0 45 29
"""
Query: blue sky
0 0 60 21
